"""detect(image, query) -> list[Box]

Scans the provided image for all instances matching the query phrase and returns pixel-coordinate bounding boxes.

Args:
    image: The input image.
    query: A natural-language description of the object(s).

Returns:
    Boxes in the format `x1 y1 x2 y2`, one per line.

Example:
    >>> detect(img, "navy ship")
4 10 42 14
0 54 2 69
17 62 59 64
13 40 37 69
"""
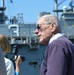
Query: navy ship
0 0 74 75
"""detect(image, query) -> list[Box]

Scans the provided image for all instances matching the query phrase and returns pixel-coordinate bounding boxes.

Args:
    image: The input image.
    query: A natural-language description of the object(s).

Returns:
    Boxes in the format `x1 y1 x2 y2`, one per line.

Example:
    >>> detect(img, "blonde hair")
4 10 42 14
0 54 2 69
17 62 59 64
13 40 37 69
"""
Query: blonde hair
0 34 10 53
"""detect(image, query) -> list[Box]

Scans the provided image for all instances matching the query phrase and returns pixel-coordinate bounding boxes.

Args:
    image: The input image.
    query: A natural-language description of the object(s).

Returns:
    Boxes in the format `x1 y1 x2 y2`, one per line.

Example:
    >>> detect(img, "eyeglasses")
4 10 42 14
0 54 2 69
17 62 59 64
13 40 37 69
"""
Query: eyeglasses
36 25 41 30
36 23 52 31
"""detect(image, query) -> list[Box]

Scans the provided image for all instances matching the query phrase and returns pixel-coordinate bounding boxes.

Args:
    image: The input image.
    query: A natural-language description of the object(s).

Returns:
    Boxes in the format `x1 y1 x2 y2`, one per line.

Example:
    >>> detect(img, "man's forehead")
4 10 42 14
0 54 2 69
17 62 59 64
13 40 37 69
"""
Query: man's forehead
37 17 45 24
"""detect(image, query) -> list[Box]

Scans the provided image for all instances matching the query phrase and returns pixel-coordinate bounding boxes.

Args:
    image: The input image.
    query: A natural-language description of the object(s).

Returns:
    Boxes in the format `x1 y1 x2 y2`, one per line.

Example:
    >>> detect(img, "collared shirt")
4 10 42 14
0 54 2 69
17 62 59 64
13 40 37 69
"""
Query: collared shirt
40 33 74 75
49 33 63 44
15 71 19 75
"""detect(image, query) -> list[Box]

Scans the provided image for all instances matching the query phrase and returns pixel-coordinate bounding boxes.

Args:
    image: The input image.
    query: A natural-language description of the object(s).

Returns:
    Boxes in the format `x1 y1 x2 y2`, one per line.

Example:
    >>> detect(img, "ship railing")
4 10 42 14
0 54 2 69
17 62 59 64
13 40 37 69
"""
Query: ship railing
7 36 39 49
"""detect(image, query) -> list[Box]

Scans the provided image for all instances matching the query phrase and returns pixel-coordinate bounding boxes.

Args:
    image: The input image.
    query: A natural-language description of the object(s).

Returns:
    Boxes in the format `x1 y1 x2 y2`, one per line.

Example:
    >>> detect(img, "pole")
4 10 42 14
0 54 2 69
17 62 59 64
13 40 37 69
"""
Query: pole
54 0 58 17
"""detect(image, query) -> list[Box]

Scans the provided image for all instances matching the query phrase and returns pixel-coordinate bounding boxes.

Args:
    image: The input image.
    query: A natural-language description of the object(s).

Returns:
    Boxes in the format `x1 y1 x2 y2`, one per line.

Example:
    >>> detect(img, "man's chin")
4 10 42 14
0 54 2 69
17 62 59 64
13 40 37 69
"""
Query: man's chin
39 40 48 45
39 40 45 44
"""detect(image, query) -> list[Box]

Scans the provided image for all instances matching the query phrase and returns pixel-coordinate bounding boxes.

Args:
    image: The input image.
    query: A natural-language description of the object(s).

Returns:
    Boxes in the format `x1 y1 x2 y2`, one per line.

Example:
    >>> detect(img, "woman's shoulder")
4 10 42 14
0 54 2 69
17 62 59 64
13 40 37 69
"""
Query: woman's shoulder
4 57 13 64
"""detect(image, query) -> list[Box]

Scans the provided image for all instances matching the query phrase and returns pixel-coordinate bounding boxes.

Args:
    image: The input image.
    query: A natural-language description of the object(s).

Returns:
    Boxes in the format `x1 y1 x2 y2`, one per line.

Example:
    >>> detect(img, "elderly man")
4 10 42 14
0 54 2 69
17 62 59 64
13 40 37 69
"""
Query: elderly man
34 14 74 75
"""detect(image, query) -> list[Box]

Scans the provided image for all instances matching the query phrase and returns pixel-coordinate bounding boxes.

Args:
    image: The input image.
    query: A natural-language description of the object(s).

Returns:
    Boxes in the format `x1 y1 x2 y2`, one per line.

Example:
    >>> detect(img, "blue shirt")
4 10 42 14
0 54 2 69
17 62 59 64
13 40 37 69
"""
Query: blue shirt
15 71 19 75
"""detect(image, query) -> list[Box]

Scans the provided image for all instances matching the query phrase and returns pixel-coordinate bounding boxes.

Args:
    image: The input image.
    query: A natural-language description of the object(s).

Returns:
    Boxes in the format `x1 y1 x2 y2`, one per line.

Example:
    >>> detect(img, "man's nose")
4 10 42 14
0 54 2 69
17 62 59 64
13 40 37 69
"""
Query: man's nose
34 29 38 34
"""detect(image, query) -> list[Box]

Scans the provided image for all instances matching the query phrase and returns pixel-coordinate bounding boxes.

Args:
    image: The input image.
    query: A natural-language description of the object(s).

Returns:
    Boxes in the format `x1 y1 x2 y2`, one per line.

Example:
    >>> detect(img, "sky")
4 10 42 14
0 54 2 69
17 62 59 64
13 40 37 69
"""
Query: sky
0 0 72 23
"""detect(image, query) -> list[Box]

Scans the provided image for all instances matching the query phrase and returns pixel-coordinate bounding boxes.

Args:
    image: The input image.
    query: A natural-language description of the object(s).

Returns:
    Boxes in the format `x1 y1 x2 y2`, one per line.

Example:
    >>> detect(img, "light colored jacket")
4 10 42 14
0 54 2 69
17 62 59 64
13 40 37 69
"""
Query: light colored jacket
4 57 14 75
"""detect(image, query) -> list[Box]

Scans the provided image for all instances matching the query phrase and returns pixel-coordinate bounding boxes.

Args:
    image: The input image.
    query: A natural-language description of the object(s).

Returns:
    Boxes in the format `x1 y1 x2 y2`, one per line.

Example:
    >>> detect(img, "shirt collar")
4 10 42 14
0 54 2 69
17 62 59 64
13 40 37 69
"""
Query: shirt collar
49 33 63 44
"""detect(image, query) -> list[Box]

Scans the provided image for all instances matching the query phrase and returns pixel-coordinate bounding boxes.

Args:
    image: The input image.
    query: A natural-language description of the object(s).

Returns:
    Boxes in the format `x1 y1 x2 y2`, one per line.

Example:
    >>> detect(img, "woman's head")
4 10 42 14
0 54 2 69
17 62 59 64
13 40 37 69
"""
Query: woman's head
0 34 10 53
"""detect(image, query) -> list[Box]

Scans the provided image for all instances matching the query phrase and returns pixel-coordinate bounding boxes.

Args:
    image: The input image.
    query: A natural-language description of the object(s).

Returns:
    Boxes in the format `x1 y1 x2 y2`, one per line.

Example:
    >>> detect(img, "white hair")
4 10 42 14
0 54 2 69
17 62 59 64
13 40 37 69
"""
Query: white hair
40 14 62 32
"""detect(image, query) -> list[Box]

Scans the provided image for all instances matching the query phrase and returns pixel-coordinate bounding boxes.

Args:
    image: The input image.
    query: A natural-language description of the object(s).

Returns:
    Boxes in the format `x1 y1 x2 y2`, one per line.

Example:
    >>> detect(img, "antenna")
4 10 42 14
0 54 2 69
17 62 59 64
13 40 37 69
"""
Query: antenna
54 0 58 17
69 0 74 10
53 0 67 17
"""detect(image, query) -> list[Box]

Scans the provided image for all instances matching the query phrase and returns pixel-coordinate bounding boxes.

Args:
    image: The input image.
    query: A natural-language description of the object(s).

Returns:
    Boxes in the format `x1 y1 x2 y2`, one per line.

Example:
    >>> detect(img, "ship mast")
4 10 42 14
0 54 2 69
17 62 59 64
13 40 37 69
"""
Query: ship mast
3 0 5 13
0 0 6 24
54 0 58 17
54 0 67 17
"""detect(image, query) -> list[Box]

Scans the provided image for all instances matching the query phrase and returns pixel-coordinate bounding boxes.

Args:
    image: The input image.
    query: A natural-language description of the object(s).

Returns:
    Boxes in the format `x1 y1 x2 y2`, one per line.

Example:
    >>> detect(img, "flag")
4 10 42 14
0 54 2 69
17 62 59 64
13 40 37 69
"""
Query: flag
10 0 13 3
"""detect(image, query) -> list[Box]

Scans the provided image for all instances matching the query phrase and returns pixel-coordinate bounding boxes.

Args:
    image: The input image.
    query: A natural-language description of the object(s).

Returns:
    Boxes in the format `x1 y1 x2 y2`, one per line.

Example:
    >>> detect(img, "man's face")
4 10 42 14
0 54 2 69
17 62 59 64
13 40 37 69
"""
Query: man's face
34 17 53 44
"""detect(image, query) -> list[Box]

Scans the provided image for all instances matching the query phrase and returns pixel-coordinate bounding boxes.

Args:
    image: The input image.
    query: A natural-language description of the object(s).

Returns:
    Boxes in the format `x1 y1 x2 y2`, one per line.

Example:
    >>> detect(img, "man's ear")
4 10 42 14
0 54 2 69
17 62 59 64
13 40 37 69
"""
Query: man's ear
51 23 56 32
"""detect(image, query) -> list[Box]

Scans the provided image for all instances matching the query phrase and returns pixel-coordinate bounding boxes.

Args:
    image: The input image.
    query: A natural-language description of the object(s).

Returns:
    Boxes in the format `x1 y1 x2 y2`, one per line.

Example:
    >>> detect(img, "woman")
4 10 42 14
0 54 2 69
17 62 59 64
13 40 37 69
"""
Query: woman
0 34 21 75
